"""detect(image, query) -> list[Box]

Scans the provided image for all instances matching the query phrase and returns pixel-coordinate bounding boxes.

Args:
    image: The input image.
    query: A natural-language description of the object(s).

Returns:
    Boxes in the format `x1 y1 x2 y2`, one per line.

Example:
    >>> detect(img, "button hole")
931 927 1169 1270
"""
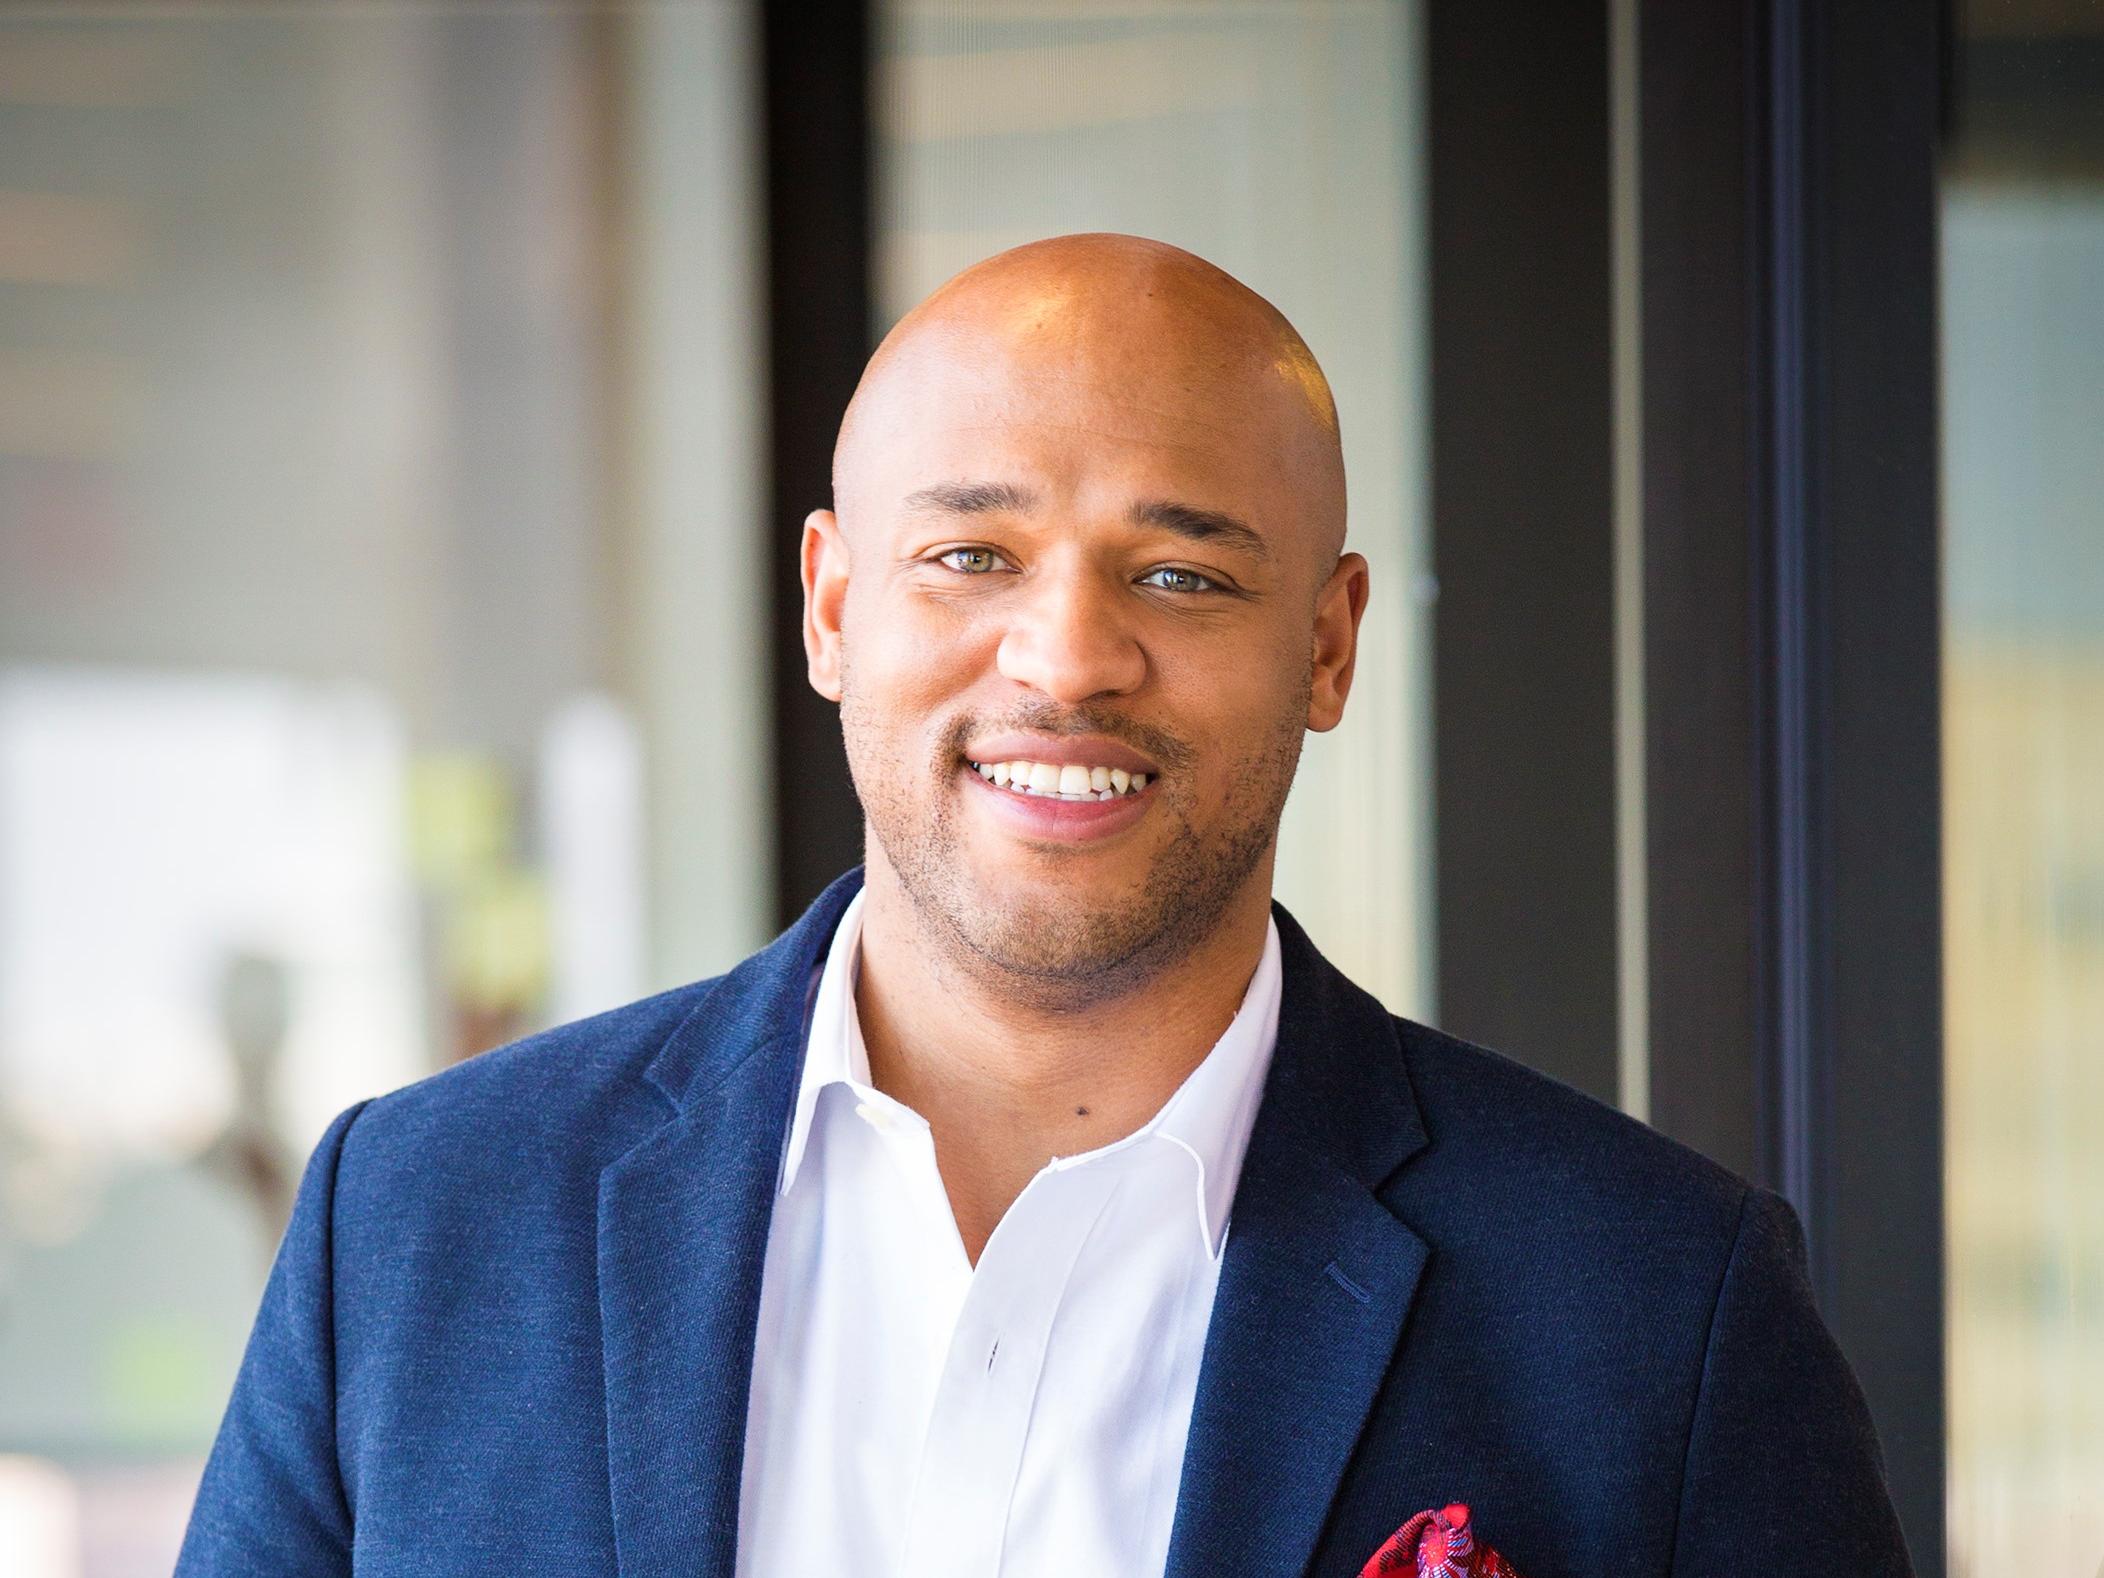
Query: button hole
1325 1260 1371 1304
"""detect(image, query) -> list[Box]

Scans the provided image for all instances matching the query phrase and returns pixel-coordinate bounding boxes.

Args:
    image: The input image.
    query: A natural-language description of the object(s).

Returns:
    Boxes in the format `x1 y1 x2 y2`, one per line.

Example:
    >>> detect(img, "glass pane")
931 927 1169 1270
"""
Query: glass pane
1941 6 2104 1572
874 0 1434 1017
0 6 766 1573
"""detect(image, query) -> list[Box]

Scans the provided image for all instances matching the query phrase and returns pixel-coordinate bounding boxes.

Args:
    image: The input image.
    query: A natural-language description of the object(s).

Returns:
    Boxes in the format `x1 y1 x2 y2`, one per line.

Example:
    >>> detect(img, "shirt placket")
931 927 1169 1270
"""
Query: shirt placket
890 1143 1129 1578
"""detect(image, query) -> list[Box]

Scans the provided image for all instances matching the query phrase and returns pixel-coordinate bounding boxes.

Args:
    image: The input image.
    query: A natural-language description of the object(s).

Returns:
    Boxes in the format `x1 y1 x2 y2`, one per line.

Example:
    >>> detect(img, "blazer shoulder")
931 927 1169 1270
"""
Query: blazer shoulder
1389 1013 1751 1246
334 972 726 1196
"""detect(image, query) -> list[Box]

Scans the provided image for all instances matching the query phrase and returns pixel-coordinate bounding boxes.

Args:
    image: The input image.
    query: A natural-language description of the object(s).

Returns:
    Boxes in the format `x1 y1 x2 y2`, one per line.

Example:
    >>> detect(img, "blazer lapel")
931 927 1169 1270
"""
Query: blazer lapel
596 867 865 1578
1163 899 1433 1578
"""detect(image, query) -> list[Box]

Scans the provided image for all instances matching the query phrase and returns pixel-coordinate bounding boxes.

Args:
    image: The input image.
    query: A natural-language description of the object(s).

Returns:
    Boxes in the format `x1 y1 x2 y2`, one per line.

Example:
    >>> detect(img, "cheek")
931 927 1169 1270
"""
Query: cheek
855 591 997 693
1168 668 1309 791
840 598 990 762
1163 635 1299 719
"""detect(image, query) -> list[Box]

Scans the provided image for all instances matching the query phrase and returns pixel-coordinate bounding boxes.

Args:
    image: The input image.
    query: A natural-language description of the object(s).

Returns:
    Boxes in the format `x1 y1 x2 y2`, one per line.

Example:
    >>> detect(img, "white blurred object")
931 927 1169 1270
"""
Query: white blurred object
76 1459 209 1578
0 1454 81 1578
0 666 425 1165
539 692 647 1024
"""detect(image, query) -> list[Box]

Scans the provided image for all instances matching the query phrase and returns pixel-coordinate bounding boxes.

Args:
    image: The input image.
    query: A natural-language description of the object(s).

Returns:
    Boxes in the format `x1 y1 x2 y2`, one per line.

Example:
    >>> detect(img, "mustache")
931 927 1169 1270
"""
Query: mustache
943 706 1194 773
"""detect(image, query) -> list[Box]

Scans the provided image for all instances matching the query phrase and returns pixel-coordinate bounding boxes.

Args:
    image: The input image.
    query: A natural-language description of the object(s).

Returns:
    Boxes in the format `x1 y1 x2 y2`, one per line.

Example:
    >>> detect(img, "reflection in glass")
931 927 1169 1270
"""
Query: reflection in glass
1941 6 2104 1571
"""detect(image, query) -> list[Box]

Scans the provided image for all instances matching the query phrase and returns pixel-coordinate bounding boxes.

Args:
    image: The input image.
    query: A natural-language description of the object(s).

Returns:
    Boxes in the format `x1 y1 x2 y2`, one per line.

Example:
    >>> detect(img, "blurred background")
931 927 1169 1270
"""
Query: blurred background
0 1 2092 1574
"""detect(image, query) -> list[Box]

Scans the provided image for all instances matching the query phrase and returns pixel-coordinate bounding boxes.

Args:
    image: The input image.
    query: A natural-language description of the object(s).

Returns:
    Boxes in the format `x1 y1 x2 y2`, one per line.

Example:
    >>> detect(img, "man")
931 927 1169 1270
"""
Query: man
178 235 1914 1576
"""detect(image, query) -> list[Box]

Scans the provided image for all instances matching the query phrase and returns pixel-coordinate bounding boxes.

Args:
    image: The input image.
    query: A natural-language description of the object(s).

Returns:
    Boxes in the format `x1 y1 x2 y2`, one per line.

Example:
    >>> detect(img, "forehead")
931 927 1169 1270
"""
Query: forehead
839 325 1319 521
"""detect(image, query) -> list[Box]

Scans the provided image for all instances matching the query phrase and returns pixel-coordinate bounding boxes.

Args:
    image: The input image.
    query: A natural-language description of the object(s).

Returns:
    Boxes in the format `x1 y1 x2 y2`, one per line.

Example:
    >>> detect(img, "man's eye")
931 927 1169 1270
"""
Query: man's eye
1140 566 1218 594
935 547 1009 574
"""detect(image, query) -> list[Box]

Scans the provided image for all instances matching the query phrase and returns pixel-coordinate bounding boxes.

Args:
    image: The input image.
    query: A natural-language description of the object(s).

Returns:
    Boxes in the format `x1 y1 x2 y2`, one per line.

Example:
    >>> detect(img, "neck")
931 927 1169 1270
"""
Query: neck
849 851 1273 1261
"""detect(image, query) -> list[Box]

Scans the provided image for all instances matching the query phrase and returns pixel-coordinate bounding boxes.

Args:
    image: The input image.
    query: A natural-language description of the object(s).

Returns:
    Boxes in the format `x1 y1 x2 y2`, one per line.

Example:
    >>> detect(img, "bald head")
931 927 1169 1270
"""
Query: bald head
801 234 1373 997
832 233 1347 581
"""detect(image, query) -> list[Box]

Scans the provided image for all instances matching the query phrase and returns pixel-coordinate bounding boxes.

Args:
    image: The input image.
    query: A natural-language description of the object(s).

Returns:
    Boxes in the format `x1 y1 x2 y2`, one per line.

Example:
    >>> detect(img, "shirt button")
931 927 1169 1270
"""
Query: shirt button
854 1101 894 1131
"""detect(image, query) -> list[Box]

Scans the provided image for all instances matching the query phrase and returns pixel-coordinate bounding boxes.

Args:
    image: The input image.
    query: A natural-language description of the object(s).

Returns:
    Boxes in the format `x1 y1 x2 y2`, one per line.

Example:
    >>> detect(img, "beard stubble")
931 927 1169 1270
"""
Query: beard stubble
838 644 1312 1013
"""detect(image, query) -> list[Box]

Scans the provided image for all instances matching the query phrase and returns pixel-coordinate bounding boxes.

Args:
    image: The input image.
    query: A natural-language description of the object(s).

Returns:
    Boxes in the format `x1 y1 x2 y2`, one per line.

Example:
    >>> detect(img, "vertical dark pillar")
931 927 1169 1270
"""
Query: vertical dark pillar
1427 3 1621 1105
765 0 874 926
1637 0 1761 1181
1639 1 1945 1567
1812 4 1945 1565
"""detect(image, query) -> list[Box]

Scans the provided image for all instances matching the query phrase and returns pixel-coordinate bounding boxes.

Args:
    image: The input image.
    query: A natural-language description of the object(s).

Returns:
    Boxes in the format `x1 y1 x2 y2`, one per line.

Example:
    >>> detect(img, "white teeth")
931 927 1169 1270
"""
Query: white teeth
966 758 1155 801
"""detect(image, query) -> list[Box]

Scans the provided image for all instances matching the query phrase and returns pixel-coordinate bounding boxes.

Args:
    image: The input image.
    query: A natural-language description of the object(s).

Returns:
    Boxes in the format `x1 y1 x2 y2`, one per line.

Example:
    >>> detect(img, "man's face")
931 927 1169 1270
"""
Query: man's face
807 302 1363 1002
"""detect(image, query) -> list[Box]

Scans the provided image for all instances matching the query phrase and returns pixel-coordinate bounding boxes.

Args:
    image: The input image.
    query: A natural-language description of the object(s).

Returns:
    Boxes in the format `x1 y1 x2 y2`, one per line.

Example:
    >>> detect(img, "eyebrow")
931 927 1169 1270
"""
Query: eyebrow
1128 499 1272 563
903 479 1039 515
901 479 1273 565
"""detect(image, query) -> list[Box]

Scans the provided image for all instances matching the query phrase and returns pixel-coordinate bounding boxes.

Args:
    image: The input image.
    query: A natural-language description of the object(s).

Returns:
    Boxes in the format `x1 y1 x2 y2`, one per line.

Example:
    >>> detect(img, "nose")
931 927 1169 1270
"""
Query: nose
994 561 1146 704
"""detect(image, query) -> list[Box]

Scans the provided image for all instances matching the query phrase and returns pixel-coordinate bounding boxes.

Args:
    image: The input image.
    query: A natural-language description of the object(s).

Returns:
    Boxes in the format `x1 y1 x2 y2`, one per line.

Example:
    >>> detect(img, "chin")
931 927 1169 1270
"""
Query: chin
971 837 1145 887
976 862 1149 933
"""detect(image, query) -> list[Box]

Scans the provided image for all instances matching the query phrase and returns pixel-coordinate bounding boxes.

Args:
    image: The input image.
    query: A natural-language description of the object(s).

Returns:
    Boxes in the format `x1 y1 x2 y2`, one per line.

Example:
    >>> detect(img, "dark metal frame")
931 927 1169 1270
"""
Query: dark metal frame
765 0 874 925
1638 2 1946 1569
1426 3 1622 1108
1428 1 1944 1567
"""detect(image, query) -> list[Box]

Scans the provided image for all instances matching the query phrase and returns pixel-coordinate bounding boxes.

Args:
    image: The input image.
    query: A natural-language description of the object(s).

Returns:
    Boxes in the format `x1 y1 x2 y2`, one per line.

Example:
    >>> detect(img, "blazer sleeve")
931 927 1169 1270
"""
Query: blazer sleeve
176 1098 372 1577
1668 1186 1917 1576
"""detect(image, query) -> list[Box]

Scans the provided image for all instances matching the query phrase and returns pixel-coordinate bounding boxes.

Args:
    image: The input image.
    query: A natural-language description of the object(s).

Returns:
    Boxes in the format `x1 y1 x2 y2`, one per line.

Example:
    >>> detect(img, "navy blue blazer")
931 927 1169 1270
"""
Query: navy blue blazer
178 864 1914 1576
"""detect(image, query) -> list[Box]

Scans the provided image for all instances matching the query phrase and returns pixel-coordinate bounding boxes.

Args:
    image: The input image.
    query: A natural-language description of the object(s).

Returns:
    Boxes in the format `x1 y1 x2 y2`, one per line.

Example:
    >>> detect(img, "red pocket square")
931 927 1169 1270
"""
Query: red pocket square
1359 1502 1525 1578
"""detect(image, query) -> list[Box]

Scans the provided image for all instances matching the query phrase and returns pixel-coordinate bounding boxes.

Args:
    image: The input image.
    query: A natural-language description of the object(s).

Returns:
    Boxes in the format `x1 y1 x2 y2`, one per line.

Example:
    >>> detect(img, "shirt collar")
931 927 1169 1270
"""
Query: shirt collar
776 885 1284 1263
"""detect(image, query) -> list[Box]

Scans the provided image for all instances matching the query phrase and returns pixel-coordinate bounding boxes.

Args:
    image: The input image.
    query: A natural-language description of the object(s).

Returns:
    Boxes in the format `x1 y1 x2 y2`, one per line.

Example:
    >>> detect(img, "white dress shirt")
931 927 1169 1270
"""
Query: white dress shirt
734 886 1283 1578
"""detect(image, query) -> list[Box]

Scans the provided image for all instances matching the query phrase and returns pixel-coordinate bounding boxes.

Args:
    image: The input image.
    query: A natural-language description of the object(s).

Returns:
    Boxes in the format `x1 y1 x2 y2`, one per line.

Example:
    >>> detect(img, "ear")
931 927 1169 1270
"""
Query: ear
802 508 850 702
1306 551 1369 732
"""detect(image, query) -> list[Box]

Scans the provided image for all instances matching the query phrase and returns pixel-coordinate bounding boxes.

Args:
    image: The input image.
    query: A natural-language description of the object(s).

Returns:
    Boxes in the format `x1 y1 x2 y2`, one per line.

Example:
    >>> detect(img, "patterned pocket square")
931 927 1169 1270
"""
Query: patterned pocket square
1359 1502 1524 1577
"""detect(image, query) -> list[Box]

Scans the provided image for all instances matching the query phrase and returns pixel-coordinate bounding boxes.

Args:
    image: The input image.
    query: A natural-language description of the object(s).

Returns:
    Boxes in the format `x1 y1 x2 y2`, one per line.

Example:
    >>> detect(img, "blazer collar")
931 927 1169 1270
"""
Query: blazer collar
637 863 865 1117
598 864 1431 1578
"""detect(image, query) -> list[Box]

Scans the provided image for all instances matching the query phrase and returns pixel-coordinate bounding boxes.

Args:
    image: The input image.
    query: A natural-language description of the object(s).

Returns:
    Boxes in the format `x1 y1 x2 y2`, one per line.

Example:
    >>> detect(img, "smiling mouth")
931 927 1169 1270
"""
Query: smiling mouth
963 757 1154 802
